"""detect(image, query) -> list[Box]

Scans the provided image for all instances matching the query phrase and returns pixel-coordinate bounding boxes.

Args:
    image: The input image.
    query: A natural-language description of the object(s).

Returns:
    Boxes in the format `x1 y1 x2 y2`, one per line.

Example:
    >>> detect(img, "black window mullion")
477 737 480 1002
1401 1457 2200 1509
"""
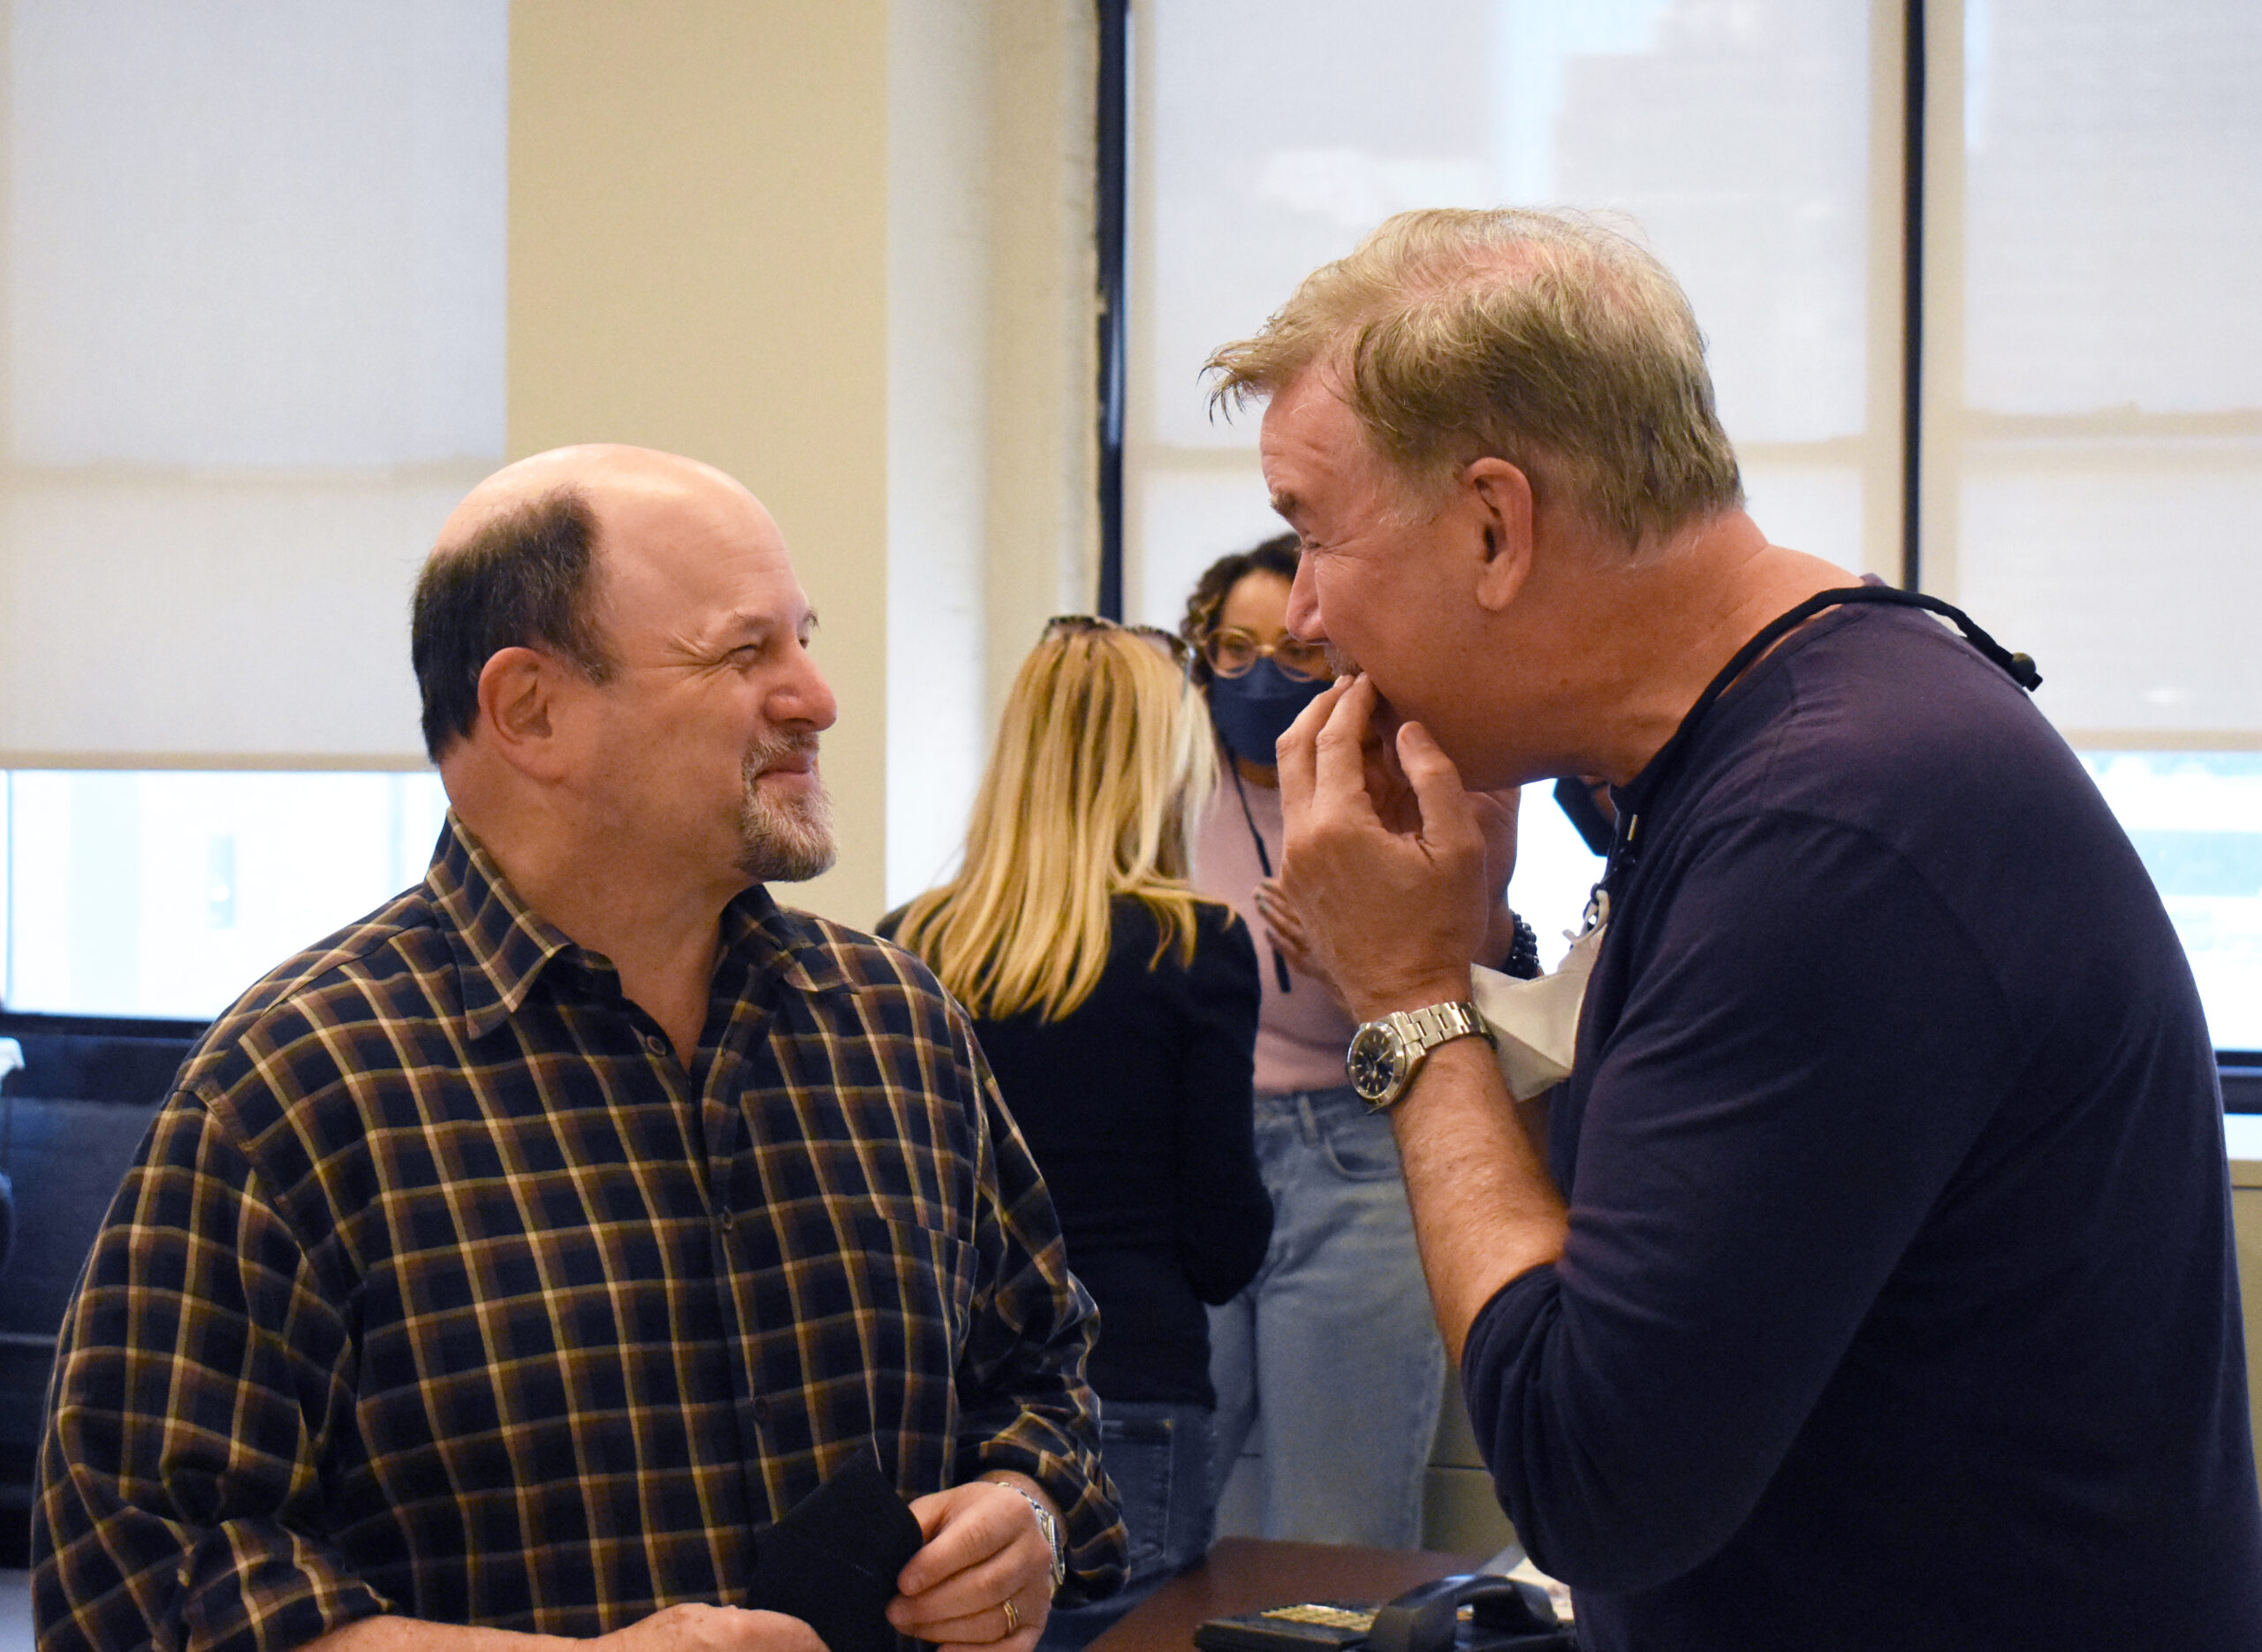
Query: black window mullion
1095 0 1131 620
1900 0 1926 594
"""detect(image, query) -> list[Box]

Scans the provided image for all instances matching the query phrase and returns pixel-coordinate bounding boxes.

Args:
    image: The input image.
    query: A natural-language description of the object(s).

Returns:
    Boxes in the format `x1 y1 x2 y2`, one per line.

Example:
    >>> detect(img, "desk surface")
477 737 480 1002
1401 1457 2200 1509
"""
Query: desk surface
1087 1539 1489 1652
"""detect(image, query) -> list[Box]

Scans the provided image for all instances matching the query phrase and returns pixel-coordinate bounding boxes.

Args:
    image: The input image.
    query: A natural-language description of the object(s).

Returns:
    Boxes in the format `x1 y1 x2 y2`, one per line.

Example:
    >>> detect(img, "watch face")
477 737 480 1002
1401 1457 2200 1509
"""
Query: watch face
1347 1022 1407 1103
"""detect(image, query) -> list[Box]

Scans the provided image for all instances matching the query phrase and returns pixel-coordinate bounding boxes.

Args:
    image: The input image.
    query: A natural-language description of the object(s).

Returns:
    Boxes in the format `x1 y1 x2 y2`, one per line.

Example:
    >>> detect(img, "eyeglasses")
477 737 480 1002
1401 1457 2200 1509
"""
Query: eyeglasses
1044 613 1191 664
1201 626 1332 683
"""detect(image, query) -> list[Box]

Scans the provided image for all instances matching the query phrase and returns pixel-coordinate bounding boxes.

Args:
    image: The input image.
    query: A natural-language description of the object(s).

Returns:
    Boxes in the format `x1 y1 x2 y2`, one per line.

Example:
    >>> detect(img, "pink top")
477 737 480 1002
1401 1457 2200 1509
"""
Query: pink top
1190 771 1355 1095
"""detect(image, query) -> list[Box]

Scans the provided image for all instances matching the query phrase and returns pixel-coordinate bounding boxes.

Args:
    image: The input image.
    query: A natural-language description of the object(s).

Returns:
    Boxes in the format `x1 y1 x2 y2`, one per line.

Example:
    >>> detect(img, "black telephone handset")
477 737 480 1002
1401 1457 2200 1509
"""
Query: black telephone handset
1367 1573 1571 1652
1192 1573 1572 1652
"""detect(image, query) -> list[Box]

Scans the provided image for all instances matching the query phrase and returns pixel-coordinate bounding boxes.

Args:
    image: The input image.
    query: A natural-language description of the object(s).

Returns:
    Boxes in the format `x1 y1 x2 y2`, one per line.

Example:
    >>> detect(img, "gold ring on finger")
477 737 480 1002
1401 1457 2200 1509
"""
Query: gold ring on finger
1001 1598 1021 1637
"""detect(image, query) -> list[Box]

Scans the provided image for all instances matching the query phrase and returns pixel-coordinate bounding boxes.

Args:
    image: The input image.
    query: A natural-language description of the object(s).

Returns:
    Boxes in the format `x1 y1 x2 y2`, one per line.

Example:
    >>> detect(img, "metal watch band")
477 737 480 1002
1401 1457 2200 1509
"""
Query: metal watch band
996 1482 1066 1593
1397 1000 1487 1052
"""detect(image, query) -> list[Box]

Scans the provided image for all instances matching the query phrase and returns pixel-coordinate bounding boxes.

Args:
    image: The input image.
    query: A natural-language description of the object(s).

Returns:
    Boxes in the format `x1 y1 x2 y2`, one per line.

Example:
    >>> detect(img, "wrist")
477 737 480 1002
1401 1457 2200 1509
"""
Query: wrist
1347 974 1476 1025
1393 1027 1498 1106
983 1475 1066 1594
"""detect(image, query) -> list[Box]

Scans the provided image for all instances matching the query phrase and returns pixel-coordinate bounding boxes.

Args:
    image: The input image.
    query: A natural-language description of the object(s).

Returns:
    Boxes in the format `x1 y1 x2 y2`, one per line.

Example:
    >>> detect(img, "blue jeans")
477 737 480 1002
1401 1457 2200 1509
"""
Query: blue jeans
1038 1401 1215 1652
1208 1085 1446 1547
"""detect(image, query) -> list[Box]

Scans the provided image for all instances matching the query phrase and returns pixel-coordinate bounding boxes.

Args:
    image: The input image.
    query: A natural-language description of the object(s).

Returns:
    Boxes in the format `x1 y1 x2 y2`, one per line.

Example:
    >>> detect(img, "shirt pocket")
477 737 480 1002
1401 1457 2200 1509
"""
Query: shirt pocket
841 1207 979 1386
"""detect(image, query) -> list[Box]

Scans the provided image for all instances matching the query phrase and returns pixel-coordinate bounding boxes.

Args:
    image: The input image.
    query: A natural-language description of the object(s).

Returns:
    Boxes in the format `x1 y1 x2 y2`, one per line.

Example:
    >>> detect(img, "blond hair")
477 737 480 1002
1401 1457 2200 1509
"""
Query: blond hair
892 624 1218 1022
1207 207 1742 552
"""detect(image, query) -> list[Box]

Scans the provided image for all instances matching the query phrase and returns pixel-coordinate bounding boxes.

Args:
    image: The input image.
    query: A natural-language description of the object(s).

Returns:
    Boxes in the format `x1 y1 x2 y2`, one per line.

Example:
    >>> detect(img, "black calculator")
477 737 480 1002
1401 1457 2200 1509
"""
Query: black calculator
1193 1603 1379 1652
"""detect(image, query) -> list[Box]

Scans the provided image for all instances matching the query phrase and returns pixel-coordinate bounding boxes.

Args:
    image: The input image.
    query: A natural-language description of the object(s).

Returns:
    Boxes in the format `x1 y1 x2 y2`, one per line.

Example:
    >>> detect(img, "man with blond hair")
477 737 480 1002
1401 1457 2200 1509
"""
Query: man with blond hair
35 446 1124 1652
1218 209 2262 1649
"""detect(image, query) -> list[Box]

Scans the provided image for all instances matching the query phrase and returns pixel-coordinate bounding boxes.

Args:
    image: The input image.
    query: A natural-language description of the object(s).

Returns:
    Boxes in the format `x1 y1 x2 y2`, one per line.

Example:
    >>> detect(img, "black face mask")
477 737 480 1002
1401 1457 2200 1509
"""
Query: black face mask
1206 658 1332 765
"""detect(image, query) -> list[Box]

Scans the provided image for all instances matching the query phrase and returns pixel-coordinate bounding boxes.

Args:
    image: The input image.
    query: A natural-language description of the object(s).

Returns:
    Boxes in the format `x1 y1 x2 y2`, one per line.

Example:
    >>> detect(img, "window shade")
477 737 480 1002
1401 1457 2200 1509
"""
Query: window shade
1128 0 1894 636
1927 0 2262 746
0 0 506 768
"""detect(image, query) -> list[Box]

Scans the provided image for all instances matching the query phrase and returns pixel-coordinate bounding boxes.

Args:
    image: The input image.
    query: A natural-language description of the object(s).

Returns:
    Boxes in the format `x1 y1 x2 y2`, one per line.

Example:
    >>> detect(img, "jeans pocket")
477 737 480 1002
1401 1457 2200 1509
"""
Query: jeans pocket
1097 1413 1178 1583
1313 1103 1404 1182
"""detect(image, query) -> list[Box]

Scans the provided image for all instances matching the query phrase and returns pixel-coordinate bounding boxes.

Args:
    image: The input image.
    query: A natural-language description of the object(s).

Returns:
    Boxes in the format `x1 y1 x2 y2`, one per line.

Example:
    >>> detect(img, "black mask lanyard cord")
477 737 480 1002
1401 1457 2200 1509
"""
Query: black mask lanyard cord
1602 585 2042 903
1227 758 1297 995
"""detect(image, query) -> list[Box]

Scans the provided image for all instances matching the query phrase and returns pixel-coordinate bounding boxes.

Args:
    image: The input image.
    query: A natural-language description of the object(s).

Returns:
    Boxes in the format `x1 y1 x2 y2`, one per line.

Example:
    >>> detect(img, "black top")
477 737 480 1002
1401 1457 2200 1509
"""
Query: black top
894 898 1271 1407
1462 602 2262 1649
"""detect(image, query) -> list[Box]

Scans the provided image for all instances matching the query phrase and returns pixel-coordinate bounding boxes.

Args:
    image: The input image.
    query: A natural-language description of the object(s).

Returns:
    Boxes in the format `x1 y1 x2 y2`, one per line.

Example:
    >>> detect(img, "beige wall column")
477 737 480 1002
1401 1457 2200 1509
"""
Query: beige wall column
981 7 1104 717
509 1 892 924
512 2 1097 928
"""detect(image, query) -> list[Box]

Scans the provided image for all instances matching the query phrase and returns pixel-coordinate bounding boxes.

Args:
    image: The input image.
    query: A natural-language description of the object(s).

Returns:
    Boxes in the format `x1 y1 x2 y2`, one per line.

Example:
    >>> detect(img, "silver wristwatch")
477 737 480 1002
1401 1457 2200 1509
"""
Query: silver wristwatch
997 1481 1066 1593
1346 1000 1494 1110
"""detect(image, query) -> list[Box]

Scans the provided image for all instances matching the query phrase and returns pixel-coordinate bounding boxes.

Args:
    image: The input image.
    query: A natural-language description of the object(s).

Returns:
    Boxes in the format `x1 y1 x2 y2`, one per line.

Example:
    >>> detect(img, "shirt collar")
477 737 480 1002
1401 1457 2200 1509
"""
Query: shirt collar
427 814 854 1039
720 883 854 1002
427 814 586 1040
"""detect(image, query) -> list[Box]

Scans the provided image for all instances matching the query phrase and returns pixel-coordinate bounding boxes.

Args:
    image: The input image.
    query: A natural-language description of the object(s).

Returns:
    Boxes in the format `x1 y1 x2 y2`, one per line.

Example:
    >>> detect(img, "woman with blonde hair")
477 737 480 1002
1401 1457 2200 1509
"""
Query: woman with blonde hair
886 617 1271 1649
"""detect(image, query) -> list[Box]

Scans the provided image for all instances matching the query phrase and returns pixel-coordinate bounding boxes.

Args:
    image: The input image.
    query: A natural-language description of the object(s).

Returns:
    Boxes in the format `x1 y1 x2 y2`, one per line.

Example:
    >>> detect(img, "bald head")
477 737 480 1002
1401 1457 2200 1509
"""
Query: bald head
434 444 757 553
411 445 776 762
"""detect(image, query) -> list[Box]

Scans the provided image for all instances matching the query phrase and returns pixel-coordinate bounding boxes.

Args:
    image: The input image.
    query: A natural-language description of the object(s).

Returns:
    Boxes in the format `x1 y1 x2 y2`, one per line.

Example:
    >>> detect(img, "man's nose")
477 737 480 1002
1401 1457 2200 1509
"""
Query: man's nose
775 645 839 732
1285 554 1325 642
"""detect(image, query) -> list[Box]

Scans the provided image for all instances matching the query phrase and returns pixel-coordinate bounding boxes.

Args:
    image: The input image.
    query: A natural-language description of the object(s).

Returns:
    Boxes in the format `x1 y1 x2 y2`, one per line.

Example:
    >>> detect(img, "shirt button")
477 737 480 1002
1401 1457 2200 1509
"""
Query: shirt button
752 1397 772 1424
643 1034 669 1058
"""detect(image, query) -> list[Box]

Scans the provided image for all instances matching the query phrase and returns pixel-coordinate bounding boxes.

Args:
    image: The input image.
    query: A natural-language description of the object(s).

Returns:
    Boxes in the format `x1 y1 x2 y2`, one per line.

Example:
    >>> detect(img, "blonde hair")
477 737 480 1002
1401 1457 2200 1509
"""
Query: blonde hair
1206 207 1742 552
893 623 1218 1022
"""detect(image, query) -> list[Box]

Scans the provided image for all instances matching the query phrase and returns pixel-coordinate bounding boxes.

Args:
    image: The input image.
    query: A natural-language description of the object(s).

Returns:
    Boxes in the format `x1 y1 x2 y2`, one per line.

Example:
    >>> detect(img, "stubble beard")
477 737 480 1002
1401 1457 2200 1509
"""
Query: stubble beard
736 733 838 883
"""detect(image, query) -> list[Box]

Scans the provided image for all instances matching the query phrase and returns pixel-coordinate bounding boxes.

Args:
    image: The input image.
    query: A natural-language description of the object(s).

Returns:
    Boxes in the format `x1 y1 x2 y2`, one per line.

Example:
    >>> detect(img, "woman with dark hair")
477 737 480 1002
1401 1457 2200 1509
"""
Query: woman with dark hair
1181 534 1538 1550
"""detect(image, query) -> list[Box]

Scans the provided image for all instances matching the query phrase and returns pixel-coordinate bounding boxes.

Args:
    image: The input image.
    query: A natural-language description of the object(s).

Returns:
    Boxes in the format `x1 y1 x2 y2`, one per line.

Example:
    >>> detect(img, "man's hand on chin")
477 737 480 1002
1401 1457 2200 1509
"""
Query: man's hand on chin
885 1478 1055 1652
1348 689 1422 836
1276 673 1491 1021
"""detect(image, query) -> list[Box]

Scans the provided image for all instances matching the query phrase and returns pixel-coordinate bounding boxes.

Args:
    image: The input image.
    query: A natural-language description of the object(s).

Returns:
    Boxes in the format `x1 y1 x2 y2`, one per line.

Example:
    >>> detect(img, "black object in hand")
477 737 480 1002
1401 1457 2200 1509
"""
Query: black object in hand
747 1451 927 1652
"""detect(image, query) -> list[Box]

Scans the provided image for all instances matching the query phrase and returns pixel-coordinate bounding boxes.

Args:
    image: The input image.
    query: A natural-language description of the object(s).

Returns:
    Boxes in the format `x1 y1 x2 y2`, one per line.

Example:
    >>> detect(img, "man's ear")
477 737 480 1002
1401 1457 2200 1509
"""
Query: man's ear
474 646 576 783
1465 458 1535 612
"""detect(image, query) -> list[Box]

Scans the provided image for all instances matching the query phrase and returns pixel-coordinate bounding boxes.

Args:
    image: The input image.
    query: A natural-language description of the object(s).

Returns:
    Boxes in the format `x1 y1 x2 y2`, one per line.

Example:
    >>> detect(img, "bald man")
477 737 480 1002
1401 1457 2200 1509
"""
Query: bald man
34 448 1126 1652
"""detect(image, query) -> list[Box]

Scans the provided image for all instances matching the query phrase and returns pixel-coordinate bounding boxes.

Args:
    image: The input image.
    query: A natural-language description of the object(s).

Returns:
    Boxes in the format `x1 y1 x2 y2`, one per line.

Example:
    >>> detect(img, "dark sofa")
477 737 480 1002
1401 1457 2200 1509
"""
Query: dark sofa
0 1016 202 1567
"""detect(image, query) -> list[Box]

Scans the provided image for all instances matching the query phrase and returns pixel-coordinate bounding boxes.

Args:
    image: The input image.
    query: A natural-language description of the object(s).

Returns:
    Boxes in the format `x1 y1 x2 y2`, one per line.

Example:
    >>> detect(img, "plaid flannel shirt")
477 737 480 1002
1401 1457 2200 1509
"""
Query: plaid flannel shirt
34 816 1124 1651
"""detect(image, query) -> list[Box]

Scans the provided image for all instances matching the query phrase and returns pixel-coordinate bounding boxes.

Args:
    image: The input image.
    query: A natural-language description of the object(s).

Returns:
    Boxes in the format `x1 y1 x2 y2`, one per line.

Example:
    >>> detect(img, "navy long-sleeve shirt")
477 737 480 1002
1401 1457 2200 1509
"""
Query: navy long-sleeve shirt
1462 602 2262 1649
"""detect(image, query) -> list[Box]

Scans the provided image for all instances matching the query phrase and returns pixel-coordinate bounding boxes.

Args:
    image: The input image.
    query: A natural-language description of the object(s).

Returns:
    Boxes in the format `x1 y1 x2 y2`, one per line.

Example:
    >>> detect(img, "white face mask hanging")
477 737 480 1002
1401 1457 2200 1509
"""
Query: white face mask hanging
1470 892 1607 1103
